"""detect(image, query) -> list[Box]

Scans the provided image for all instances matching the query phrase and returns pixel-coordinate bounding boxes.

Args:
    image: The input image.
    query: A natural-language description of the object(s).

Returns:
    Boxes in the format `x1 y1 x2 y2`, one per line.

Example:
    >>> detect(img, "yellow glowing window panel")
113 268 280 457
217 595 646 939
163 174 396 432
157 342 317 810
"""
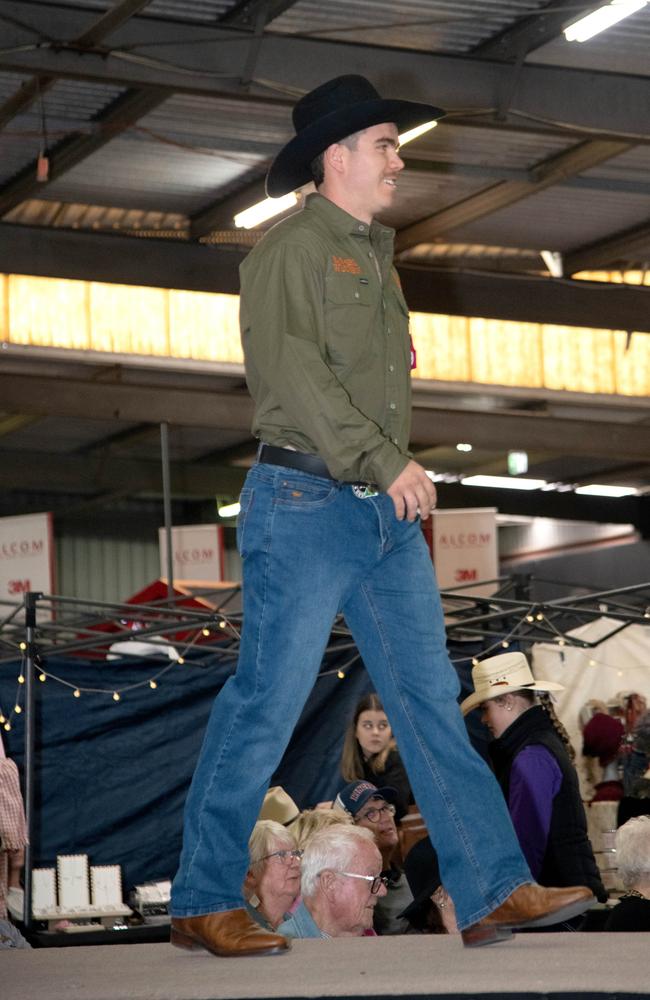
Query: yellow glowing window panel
542 325 616 394
574 270 650 287
169 290 242 363
469 318 543 388
0 274 6 339
409 312 471 381
9 274 90 350
613 330 650 397
2 273 649 399
90 282 169 356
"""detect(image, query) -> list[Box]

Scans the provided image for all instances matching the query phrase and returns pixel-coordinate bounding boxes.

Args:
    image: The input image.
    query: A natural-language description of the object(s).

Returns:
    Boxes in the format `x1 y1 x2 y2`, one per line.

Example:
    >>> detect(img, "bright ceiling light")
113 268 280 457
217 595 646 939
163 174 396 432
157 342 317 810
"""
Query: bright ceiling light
461 475 547 491
456 442 473 452
217 501 241 517
563 1 647 42
574 484 639 497
234 192 299 229
398 120 439 147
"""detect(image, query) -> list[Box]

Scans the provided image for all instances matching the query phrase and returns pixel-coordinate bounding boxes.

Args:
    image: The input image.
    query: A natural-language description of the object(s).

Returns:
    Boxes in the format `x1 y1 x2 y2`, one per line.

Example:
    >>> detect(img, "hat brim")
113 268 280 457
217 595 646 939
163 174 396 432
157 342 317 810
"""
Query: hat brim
266 98 445 198
460 680 565 717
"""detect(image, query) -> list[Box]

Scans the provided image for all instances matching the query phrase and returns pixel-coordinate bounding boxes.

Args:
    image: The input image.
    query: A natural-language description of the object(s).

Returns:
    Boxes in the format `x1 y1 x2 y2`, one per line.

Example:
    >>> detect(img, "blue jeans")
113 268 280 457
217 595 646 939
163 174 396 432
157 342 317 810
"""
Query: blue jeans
171 462 531 929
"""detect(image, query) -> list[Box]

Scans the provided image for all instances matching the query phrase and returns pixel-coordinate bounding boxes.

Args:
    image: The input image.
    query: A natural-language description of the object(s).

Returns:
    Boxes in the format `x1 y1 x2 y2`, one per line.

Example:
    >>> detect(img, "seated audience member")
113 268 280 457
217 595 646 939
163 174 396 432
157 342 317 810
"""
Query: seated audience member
258 786 300 827
288 808 351 851
0 919 30 949
582 713 625 802
399 836 459 935
340 693 413 819
335 780 413 934
0 735 27 923
243 820 302 930
618 711 650 826
462 653 607 913
604 816 650 931
277 825 386 938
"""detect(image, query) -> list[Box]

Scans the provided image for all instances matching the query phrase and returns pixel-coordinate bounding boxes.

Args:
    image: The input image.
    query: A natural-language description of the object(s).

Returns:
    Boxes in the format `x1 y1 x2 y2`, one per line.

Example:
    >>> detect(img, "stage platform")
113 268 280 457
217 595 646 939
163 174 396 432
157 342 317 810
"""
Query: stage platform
3 934 647 1000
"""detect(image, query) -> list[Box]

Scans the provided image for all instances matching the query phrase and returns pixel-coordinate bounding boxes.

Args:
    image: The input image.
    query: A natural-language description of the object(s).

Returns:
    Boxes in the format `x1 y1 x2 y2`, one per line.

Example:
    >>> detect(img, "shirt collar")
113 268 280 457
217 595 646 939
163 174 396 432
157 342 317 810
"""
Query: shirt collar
305 192 394 244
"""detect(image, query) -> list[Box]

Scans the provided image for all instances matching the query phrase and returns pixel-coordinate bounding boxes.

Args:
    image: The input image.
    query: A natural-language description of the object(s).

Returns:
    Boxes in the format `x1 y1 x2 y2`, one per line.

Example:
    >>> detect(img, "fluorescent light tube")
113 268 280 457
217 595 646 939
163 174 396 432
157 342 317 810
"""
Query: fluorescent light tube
574 484 638 497
217 501 241 517
234 192 299 229
461 475 547 491
564 1 647 43
398 120 439 147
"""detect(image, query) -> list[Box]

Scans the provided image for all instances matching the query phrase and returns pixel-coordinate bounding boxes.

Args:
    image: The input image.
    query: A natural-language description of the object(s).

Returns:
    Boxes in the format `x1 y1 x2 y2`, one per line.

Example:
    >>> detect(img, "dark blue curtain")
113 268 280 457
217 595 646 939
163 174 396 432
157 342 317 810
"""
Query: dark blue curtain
0 643 484 893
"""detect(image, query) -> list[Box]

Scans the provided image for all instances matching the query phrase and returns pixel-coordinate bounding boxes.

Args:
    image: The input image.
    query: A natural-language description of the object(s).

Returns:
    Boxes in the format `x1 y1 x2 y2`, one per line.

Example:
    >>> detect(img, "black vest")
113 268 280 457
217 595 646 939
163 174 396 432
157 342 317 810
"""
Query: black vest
489 706 607 901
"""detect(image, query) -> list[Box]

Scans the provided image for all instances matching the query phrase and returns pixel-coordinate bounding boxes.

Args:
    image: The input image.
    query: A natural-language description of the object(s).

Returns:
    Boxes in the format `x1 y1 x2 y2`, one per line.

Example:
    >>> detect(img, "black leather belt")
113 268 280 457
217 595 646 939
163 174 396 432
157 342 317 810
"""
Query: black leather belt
257 443 335 480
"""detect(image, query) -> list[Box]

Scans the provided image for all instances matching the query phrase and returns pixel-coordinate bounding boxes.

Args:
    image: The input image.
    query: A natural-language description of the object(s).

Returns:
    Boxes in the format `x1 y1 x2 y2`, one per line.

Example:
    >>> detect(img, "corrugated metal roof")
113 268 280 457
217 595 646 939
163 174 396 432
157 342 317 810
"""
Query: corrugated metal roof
583 146 650 185
444 185 650 253
36 136 266 213
380 171 489 229
529 9 650 76
32 0 237 21
137 93 292 153
269 0 553 53
406 122 572 170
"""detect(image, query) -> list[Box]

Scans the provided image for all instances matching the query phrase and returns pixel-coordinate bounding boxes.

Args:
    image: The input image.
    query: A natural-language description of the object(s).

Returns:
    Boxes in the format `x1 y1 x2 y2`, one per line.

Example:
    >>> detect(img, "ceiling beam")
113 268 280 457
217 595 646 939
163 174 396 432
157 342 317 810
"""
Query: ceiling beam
219 0 302 27
394 139 633 253
0 448 247 497
0 88 168 218
0 368 648 462
0 0 155 131
190 176 267 240
0 372 255 429
3 223 650 332
1 3 649 136
472 1 591 59
565 219 650 273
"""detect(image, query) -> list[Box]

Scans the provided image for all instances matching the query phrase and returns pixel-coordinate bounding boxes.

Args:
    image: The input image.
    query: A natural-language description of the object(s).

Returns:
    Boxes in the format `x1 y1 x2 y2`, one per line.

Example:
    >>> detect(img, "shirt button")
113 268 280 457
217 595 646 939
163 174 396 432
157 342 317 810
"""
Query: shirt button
389 402 396 410
387 327 391 334
388 364 394 372
358 225 365 232
393 437 399 445
368 250 374 258
354 291 360 299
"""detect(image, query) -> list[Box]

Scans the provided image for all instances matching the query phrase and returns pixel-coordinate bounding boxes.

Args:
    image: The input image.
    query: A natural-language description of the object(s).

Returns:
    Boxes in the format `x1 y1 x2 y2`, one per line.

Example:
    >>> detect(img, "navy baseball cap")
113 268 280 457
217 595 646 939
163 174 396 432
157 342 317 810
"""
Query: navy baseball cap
334 780 397 817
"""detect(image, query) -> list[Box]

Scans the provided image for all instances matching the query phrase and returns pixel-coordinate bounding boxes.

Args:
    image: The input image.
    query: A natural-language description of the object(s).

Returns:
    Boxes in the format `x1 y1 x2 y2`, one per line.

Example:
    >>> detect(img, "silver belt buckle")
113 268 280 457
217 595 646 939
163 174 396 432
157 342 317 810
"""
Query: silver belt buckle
352 484 378 499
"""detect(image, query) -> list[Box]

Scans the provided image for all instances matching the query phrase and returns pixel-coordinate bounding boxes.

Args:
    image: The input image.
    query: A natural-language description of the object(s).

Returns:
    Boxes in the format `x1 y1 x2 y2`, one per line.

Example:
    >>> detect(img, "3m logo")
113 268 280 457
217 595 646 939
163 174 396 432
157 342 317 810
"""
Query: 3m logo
455 569 478 582
332 256 361 274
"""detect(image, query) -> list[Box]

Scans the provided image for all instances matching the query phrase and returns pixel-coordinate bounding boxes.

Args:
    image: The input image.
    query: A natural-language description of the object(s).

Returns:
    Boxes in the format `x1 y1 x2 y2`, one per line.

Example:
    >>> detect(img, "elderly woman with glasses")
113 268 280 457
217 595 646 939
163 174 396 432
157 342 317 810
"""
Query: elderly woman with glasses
243 820 303 931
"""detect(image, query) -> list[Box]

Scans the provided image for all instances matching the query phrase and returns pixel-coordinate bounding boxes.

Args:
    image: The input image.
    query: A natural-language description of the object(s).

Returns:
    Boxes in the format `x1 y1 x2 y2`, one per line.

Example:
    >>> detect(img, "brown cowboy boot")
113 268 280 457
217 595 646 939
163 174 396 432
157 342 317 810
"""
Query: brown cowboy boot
171 908 290 957
462 884 595 947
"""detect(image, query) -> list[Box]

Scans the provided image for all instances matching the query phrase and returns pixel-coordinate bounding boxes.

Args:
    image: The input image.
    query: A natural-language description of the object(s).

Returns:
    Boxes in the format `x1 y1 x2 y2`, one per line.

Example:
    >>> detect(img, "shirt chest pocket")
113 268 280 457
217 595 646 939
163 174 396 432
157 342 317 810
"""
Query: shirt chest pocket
324 277 374 373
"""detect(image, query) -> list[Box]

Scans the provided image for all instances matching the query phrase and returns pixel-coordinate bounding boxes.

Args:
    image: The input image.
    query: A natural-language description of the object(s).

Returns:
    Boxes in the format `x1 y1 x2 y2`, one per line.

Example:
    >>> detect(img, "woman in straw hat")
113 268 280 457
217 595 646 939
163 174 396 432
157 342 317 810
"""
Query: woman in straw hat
461 652 606 911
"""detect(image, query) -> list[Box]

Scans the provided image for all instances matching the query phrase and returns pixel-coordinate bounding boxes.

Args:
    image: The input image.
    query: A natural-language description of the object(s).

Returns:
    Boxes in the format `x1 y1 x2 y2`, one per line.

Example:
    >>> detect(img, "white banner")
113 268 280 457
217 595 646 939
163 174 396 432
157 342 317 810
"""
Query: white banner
431 508 498 597
0 512 55 601
158 523 224 584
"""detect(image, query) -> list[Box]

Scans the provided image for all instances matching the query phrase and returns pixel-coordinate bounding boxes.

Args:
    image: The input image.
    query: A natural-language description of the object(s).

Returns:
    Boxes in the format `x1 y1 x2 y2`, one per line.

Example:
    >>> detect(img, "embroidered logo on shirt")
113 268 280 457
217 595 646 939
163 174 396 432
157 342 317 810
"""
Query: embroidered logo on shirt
332 256 362 274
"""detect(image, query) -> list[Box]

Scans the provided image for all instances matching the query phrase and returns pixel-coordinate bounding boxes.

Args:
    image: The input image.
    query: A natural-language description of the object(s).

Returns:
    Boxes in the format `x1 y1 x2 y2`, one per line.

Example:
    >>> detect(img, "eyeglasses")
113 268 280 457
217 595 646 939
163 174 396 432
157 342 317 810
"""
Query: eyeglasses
356 802 396 824
255 848 303 865
326 870 388 894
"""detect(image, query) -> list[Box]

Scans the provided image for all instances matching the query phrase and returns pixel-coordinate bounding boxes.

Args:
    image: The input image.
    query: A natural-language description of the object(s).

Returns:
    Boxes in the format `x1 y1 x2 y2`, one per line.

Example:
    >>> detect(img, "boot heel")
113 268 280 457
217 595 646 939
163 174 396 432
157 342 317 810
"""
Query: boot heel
462 923 512 948
171 927 204 952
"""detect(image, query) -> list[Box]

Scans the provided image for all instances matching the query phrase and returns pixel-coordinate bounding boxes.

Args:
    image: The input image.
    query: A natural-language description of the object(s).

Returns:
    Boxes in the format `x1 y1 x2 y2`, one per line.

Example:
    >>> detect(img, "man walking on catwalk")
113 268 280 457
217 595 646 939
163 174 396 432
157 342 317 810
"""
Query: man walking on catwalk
170 74 594 953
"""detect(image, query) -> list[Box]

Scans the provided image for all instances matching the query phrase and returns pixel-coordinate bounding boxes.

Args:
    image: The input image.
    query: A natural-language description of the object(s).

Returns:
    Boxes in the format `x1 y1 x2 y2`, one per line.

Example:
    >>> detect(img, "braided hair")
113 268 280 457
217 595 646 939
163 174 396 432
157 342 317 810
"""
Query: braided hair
538 691 576 763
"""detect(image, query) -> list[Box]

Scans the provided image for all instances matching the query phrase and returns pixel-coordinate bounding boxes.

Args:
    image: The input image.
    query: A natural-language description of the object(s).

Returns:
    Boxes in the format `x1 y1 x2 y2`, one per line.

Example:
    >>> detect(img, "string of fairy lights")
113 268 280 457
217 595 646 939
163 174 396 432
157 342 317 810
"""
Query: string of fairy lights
1 593 649 734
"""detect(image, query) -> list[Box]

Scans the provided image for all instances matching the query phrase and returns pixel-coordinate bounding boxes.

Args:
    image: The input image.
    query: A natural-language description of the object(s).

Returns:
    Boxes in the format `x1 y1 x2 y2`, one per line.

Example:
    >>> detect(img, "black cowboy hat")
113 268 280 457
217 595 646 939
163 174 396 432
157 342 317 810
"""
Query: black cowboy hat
266 74 445 198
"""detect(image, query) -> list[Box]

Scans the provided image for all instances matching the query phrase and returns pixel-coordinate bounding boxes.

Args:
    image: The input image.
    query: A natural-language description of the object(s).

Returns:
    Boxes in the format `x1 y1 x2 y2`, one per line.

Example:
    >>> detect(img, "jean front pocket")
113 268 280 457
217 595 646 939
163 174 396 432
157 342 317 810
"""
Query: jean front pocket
274 475 338 511
236 486 254 554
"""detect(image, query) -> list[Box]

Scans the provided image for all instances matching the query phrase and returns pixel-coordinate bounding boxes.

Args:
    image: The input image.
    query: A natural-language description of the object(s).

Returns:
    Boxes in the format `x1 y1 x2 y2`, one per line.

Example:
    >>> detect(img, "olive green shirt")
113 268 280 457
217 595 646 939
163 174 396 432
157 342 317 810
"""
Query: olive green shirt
240 193 412 492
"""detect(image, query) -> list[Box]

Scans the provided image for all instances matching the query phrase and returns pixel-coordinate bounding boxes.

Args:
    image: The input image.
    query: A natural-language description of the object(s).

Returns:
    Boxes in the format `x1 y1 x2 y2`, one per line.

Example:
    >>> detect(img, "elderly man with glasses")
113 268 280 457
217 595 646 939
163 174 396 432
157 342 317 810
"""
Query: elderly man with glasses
335 780 413 933
278 825 386 938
